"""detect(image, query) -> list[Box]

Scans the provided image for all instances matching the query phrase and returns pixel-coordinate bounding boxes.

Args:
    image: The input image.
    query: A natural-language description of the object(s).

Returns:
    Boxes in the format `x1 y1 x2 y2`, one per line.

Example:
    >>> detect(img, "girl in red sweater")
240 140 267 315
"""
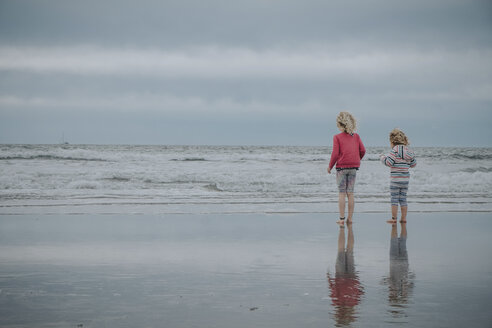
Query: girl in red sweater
327 112 366 225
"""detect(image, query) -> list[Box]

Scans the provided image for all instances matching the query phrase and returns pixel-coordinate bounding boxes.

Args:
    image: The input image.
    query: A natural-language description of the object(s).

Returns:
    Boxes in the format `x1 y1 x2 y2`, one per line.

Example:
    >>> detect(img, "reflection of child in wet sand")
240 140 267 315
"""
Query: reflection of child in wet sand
327 225 364 326
382 223 415 317
380 129 417 223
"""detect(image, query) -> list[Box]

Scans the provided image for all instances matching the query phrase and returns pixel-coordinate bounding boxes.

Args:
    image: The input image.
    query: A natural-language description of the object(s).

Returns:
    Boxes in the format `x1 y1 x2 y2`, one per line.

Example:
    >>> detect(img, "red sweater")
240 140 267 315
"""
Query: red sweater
329 132 366 170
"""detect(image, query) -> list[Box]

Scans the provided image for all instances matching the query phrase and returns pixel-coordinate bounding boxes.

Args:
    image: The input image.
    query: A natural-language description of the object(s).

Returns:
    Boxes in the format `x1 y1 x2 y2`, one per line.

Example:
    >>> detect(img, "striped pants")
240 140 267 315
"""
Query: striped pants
390 180 409 207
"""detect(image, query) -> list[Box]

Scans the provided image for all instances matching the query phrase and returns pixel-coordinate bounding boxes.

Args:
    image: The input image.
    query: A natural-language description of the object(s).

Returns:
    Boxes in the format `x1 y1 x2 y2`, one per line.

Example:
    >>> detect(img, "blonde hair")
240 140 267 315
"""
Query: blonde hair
389 128 409 146
336 111 357 134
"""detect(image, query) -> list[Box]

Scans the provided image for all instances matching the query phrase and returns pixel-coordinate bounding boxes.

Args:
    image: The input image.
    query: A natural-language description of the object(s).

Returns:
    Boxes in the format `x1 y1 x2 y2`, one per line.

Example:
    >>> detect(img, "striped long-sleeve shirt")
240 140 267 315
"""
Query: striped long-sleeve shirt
380 145 416 181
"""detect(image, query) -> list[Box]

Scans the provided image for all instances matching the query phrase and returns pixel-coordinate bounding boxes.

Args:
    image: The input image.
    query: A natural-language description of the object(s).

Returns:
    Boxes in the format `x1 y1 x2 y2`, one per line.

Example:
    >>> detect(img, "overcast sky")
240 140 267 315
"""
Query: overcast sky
1 0 491 146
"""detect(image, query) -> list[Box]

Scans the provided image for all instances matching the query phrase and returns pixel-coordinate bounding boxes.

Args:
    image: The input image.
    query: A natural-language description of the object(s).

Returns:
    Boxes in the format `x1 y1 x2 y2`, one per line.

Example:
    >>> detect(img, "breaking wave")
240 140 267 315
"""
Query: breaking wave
1 144 491 214
0 155 107 162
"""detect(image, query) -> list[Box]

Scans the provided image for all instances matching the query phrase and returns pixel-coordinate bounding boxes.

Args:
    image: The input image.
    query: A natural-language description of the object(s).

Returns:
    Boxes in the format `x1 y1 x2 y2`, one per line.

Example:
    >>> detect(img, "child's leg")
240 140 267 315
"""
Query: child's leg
389 180 399 223
391 221 398 238
346 223 354 251
338 193 346 219
345 170 357 223
388 205 398 223
347 192 355 222
391 205 398 220
337 224 346 250
399 182 409 222
336 171 348 224
400 221 407 237
400 206 408 222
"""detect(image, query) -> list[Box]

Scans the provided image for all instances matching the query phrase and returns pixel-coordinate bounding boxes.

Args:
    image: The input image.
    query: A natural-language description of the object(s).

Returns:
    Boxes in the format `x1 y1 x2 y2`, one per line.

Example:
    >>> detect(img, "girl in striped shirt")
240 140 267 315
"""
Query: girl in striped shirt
380 129 417 224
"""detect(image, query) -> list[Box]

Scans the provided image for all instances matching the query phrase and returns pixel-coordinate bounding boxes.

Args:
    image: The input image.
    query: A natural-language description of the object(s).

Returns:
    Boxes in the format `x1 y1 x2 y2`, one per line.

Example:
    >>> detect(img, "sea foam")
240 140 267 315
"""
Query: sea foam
1 144 491 214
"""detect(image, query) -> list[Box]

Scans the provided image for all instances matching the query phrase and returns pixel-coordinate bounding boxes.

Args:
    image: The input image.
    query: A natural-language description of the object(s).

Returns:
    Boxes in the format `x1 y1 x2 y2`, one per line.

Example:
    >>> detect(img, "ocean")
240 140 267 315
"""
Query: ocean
1 144 491 214
2 146 492 328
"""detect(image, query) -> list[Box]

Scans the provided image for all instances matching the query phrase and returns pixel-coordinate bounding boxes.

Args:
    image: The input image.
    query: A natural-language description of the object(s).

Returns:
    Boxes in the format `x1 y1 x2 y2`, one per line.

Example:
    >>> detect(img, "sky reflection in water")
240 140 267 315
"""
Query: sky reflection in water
0 213 491 328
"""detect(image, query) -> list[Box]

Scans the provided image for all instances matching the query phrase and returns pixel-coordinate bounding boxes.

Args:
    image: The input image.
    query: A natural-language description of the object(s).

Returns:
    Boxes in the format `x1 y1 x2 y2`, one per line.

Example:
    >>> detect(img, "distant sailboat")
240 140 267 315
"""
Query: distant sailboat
61 132 69 145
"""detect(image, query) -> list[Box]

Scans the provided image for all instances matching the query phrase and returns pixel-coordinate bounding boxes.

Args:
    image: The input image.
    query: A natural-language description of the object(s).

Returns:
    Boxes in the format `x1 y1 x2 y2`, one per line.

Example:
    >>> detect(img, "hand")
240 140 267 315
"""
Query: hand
327 167 332 174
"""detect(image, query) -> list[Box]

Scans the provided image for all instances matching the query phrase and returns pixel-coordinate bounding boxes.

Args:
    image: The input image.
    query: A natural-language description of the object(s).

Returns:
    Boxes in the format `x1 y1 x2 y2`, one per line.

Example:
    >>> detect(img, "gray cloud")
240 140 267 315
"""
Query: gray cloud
2 45 491 80
0 0 491 146
1 0 491 48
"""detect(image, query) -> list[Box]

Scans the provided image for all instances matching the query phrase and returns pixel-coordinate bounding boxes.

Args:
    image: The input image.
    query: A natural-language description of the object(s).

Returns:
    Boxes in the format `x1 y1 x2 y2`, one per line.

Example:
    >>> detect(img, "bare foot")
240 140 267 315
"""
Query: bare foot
346 219 353 225
400 220 407 223
386 218 397 224
336 219 345 226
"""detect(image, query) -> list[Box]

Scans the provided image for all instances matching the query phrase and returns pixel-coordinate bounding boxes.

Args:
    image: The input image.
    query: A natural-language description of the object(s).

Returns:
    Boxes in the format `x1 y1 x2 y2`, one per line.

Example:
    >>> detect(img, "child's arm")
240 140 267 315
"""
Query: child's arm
380 154 389 166
380 148 397 167
328 136 340 172
409 153 417 168
359 136 366 159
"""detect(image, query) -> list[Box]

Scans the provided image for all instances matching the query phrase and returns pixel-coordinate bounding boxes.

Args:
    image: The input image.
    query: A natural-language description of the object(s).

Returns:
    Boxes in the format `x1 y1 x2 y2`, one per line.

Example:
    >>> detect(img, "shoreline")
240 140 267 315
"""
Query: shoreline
1 209 492 216
1 202 491 215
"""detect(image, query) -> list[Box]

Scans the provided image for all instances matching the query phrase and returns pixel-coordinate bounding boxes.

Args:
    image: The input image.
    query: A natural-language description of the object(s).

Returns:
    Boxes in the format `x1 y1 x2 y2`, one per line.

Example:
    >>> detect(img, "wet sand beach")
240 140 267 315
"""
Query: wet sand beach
0 213 491 328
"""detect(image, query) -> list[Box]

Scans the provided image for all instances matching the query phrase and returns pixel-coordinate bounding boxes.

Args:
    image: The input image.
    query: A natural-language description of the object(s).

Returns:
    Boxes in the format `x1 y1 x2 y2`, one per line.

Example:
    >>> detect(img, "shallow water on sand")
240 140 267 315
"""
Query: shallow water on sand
0 213 491 327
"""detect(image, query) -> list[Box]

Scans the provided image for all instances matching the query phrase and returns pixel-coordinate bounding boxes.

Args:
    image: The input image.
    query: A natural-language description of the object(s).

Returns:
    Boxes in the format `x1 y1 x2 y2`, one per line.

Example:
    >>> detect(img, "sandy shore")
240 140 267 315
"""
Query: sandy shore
0 213 491 327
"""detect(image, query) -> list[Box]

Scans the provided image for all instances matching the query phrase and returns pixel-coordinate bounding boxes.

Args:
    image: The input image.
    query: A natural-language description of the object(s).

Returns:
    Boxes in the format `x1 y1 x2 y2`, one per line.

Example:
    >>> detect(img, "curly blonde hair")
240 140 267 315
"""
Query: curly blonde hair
389 128 409 146
336 111 357 134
